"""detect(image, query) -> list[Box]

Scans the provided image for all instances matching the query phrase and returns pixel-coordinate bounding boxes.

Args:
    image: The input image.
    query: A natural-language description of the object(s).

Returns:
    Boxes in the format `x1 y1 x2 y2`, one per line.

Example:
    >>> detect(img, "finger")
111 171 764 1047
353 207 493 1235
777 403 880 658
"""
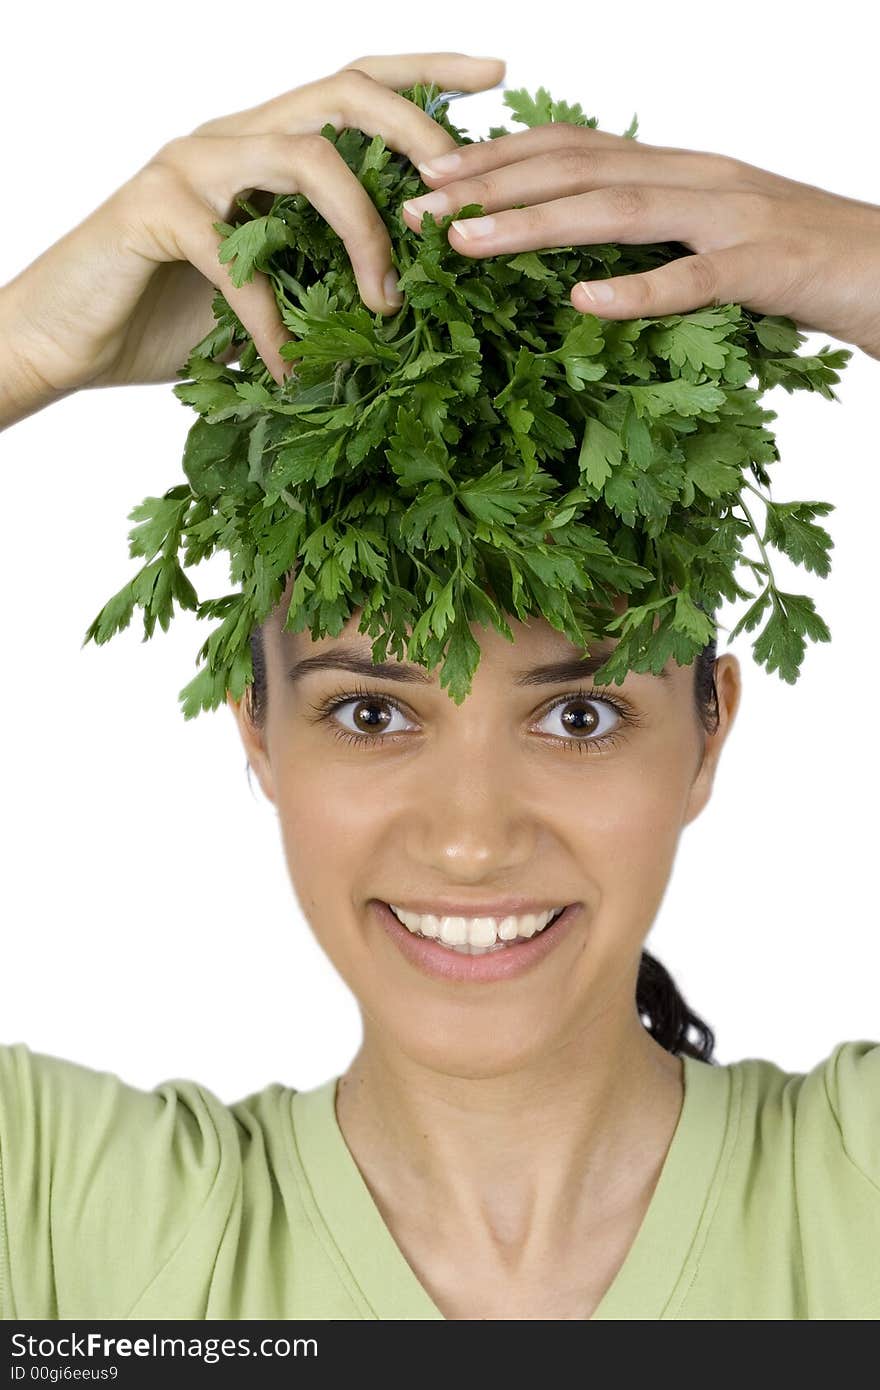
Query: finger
336 50 506 93
156 131 404 318
152 175 295 386
288 64 500 170
194 54 505 143
571 243 770 319
401 146 737 231
416 121 670 183
444 185 758 259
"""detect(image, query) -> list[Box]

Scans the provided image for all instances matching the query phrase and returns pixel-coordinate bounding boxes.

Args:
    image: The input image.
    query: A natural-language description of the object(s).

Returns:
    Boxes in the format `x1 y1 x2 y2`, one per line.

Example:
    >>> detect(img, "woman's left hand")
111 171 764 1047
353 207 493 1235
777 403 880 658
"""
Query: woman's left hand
401 122 880 360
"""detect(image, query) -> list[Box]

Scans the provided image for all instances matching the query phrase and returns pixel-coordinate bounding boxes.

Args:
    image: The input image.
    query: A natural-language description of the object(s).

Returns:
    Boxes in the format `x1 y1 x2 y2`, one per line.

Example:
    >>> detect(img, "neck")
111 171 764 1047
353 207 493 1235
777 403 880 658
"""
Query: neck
335 1010 684 1268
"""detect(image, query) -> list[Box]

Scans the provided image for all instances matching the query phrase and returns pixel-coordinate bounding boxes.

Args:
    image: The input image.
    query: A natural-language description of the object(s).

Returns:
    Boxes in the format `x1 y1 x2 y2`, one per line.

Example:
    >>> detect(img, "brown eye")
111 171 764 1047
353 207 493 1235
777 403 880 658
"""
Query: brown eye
534 691 633 753
317 693 416 742
347 698 394 734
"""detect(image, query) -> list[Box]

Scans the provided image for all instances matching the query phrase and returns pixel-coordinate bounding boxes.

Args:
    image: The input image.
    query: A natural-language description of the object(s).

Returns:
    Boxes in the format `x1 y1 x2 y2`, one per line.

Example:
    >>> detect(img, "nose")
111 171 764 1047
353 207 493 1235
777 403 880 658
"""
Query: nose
401 739 540 881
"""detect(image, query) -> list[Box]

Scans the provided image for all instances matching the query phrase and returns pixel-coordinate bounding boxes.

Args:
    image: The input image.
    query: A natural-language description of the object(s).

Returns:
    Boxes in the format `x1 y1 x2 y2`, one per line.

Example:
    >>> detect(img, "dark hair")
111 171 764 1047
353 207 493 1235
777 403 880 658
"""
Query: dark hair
243 609 721 1066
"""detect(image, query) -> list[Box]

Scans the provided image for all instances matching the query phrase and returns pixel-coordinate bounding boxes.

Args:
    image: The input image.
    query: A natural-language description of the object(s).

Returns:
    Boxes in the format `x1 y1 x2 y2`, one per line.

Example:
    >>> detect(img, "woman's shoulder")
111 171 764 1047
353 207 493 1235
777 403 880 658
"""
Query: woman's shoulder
0 1041 298 1319
0 1039 299 1150
0 1039 252 1216
723 1036 878 1102
799 1038 879 1179
0 1039 242 1134
716 1038 880 1182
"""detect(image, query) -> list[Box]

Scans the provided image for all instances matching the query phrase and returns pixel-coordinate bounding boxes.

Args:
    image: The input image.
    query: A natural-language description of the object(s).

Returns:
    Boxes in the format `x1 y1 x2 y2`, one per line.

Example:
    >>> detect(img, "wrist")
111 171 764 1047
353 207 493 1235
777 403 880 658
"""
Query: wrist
0 285 72 431
857 240 880 361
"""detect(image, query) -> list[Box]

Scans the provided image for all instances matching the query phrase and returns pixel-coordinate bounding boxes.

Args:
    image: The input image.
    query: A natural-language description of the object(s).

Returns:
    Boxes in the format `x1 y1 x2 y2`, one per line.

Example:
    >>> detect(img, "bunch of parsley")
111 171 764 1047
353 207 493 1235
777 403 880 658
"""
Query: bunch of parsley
83 83 851 719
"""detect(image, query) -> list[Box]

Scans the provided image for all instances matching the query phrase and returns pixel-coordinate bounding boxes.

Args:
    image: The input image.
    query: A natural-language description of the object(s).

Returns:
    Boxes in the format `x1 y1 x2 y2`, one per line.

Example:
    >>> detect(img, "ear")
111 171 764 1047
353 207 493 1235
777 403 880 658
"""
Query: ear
682 654 742 827
225 688 277 805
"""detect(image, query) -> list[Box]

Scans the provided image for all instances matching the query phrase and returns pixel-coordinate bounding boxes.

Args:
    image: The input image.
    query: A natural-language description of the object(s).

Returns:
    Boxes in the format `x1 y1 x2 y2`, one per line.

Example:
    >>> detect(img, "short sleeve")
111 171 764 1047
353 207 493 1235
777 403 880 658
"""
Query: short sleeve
816 1039 880 1188
0 1042 242 1319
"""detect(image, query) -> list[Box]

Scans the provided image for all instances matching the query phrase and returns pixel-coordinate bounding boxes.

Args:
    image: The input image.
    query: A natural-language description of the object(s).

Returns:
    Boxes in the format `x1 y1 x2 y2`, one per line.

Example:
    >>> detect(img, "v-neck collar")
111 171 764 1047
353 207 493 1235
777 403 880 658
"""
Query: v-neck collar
288 1052 738 1320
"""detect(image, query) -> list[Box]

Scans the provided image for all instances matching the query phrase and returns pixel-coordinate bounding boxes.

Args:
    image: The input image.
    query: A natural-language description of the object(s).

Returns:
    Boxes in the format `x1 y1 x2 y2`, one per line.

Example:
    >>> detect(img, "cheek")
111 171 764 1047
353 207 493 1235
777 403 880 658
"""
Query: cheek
271 749 379 923
582 743 694 941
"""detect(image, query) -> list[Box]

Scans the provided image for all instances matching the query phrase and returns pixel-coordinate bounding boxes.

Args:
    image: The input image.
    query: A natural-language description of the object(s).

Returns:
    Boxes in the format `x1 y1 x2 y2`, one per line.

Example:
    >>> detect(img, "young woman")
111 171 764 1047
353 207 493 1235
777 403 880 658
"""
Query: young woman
1 51 878 1322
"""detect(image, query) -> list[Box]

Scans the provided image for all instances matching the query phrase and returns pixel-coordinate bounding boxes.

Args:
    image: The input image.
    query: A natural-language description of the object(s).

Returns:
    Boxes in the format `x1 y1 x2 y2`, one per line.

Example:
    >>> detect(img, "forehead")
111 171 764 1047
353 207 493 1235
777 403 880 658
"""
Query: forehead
273 603 678 689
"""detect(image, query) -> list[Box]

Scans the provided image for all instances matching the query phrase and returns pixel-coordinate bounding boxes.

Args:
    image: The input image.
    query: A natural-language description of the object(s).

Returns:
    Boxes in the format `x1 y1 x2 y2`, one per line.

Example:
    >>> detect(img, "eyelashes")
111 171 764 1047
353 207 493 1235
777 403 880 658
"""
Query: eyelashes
305 682 644 756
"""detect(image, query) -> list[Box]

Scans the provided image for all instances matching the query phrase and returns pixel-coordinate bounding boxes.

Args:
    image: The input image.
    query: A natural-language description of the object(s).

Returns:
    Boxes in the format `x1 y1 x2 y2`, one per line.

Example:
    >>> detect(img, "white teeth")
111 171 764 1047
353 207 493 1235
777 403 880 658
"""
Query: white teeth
439 916 467 946
470 917 497 947
388 903 566 953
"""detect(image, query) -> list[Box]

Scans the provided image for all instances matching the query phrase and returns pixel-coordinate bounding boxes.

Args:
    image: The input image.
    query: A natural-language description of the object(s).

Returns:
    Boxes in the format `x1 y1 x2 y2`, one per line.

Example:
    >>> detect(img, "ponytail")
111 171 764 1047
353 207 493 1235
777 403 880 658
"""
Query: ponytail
637 949 716 1062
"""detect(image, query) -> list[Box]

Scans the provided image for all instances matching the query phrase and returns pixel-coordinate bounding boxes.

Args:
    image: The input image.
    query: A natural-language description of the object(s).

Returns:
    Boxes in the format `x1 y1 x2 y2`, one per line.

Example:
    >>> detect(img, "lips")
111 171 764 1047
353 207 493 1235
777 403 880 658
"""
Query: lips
373 899 582 984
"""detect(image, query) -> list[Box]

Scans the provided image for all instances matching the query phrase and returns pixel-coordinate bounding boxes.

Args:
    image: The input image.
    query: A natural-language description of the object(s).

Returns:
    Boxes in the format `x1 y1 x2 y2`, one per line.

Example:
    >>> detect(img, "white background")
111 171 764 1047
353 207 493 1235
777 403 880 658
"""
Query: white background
1 0 876 1100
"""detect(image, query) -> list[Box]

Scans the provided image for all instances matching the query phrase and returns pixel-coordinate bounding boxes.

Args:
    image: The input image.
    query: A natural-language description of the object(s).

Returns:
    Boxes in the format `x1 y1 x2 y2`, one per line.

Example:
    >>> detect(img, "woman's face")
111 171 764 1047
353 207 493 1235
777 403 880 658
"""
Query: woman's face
228 590 741 1078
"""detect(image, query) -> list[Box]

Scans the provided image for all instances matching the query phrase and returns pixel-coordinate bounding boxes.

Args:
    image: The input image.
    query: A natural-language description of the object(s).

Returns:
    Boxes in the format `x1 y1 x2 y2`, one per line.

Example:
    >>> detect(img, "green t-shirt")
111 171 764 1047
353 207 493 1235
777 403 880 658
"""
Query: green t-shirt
1 1039 878 1320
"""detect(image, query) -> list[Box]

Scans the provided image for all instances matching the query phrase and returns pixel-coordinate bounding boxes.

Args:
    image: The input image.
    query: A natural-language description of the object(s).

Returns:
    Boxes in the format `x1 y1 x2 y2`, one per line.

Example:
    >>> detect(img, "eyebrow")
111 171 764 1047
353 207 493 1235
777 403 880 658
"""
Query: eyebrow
286 647 669 686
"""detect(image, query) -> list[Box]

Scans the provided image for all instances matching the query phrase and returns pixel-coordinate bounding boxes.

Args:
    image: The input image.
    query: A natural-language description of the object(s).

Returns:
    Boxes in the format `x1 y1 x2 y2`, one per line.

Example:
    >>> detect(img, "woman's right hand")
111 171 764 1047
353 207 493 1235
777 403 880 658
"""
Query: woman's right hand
0 52 505 426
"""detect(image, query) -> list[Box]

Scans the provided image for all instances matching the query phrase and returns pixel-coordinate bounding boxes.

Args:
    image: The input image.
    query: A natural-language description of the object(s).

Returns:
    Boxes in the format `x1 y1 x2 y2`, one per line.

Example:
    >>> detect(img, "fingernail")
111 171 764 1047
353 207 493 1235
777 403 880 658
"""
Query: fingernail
451 215 495 239
402 190 451 217
383 269 404 305
578 281 615 304
419 151 461 177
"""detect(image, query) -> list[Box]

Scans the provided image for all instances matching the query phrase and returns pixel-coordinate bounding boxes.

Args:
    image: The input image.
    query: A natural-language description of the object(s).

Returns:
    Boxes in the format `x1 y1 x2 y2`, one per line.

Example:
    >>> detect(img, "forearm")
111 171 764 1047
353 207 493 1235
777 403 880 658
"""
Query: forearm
0 284 74 432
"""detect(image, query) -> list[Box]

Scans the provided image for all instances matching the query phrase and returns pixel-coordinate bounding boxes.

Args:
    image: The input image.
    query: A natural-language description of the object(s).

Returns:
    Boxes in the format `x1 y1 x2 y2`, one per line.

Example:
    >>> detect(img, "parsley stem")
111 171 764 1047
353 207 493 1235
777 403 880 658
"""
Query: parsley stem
736 493 775 588
652 536 664 592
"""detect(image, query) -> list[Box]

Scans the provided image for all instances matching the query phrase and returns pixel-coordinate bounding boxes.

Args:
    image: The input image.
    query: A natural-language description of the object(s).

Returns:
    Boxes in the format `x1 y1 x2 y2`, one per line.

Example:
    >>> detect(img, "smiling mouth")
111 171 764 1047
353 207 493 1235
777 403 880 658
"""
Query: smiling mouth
384 902 568 955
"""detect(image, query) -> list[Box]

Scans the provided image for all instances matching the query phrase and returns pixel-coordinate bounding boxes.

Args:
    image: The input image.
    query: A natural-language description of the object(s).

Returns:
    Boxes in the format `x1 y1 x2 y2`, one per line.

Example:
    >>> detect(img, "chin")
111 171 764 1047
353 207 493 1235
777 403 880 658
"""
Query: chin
383 1010 566 1081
